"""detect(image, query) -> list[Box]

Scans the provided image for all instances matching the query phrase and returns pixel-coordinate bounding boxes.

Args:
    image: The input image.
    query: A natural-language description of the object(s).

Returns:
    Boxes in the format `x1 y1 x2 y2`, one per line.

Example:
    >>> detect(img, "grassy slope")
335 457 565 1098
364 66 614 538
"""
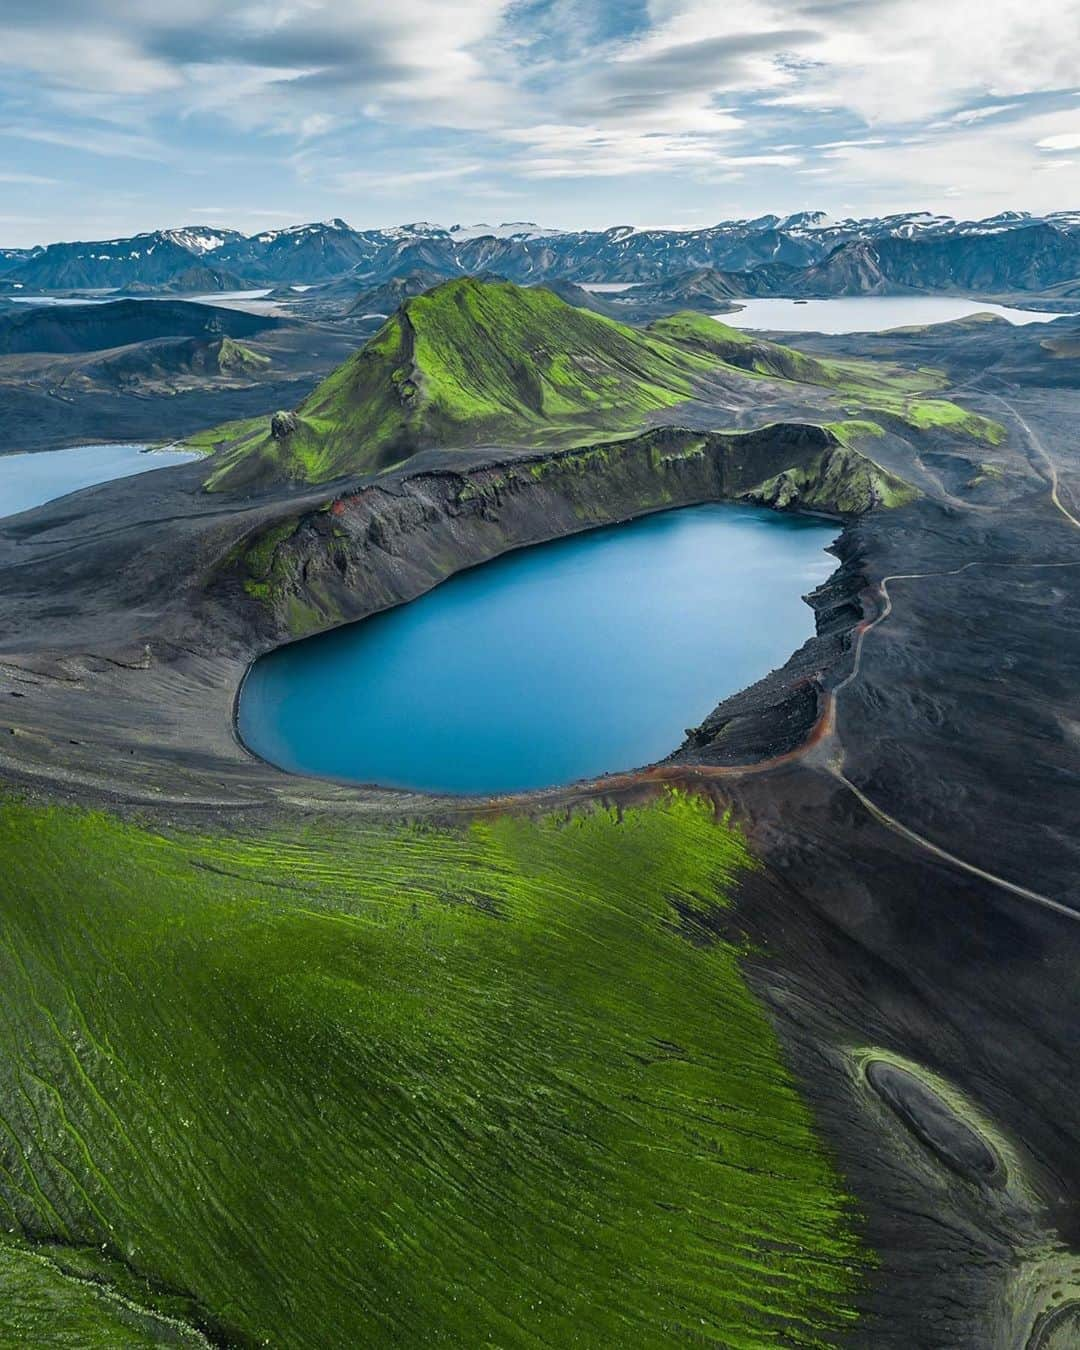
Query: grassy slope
0 792 865 1347
0 1238 211 1348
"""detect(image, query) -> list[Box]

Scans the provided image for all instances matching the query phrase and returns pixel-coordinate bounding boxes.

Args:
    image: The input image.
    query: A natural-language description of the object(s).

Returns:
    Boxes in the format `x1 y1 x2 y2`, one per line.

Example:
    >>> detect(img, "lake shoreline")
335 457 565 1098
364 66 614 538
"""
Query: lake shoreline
0 424 871 816
236 502 838 795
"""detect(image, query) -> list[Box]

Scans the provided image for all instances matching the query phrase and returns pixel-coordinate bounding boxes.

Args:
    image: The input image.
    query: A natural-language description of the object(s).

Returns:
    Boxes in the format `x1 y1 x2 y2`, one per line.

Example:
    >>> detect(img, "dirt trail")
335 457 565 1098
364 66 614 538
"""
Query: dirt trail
981 391 1080 532
817 388 1079 917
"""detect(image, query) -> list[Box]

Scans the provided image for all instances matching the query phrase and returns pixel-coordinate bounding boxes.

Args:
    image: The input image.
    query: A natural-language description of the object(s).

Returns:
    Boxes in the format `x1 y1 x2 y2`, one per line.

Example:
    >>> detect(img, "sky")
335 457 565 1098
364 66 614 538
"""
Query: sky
0 0 1078 245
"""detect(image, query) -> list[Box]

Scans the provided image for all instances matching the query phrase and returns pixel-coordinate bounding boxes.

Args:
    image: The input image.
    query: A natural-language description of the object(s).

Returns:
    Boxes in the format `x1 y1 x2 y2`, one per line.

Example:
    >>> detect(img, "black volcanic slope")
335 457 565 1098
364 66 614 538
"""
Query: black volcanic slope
0 299 278 355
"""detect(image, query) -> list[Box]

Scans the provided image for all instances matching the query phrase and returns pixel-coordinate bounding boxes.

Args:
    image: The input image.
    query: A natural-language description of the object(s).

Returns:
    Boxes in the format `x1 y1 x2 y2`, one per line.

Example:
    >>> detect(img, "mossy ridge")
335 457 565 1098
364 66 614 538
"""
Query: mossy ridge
747 443 918 513
212 335 270 374
661 319 1004 445
200 280 726 490
643 311 949 411
233 514 301 601
0 792 867 1347
825 419 887 447
901 399 1007 444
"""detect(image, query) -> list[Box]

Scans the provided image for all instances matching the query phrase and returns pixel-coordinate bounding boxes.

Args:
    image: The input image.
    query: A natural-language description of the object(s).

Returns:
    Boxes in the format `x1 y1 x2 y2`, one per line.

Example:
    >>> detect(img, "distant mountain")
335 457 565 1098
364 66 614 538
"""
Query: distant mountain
447 222 565 241
0 246 43 277
0 299 278 356
813 226 1080 293
162 227 246 255
7 231 227 290
122 264 249 295
642 225 1080 302
210 219 383 284
344 269 471 317
4 211 1080 294
625 265 801 307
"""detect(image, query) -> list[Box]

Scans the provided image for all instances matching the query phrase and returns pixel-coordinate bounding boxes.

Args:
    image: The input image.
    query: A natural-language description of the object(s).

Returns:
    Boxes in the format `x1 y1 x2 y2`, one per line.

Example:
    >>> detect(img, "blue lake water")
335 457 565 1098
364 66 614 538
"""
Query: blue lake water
0 443 197 518
238 503 837 794
719 295 1072 333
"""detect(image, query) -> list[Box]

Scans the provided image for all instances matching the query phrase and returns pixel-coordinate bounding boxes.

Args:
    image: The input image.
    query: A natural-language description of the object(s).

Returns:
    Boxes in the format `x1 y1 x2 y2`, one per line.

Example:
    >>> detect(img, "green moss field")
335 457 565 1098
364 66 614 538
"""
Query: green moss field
0 791 866 1347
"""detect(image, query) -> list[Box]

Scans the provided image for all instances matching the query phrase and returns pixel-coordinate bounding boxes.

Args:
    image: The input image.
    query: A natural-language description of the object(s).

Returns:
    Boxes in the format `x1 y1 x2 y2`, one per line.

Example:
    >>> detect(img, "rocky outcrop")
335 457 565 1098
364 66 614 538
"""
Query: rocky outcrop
745 443 917 513
270 409 298 440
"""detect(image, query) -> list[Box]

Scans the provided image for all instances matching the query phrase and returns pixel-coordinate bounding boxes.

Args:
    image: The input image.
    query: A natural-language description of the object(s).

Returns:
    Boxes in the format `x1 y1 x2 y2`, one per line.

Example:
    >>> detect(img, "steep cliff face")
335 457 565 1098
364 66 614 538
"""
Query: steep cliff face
216 423 911 646
745 442 917 512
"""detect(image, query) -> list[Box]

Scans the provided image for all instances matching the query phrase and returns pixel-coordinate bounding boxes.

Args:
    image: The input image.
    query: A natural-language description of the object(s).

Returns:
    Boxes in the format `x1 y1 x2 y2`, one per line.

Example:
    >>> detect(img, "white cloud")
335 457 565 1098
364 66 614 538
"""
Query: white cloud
950 104 1020 125
0 0 1078 228
797 0 1080 123
1037 132 1080 150
797 106 1080 215
0 121 164 160
0 171 60 185
332 163 485 192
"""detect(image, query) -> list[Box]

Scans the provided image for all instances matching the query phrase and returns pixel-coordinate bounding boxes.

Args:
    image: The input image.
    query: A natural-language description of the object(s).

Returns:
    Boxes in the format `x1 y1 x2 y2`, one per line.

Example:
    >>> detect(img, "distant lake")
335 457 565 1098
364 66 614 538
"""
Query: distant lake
238 503 837 794
719 296 1072 333
6 291 275 312
0 443 198 518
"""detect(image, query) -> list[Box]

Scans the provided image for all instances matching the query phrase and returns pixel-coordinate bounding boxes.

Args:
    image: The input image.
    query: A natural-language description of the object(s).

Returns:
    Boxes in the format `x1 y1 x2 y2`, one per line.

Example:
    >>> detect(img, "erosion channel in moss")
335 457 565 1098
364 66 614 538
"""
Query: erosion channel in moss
0 792 866 1347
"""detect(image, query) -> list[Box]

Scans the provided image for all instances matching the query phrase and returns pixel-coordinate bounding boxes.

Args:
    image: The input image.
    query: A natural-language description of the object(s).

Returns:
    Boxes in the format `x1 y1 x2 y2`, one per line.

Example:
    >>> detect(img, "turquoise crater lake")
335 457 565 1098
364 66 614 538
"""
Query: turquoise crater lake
238 504 838 794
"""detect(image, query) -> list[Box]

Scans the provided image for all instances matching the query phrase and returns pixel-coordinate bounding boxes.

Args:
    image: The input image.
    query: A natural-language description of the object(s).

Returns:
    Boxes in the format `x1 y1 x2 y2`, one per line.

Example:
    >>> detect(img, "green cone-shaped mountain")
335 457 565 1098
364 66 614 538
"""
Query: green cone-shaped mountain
194 277 971 493
200 279 735 489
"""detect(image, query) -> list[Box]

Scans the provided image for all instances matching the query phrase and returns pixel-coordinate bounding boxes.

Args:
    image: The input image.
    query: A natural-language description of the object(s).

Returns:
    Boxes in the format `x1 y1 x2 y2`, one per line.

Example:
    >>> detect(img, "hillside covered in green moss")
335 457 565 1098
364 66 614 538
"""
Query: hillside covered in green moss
198 278 722 488
0 791 866 1346
193 277 996 493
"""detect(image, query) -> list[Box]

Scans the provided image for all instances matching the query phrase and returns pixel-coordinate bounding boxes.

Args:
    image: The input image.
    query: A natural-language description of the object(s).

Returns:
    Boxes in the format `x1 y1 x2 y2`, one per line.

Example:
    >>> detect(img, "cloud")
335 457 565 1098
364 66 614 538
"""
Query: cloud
793 105 1080 215
0 0 1078 235
1037 132 1080 150
331 163 486 193
0 121 164 160
0 171 60 185
949 103 1021 125
0 1 515 129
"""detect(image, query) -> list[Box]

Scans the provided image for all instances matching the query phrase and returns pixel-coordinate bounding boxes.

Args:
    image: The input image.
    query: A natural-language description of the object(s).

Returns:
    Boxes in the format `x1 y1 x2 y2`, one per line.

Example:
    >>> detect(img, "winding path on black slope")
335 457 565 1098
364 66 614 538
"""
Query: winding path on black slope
819 388 1080 920
581 389 1080 919
981 389 1080 530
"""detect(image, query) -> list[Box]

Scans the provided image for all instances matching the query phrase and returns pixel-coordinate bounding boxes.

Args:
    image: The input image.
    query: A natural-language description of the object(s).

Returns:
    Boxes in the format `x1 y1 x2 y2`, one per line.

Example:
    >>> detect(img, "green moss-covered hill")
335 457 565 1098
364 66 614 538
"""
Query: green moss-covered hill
199 278 727 489
192 276 1002 493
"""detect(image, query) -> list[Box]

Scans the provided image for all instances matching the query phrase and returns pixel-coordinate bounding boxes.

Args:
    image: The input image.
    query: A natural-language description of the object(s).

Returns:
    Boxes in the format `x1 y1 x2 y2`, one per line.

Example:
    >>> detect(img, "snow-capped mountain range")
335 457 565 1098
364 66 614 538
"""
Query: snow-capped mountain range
3 211 1080 293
